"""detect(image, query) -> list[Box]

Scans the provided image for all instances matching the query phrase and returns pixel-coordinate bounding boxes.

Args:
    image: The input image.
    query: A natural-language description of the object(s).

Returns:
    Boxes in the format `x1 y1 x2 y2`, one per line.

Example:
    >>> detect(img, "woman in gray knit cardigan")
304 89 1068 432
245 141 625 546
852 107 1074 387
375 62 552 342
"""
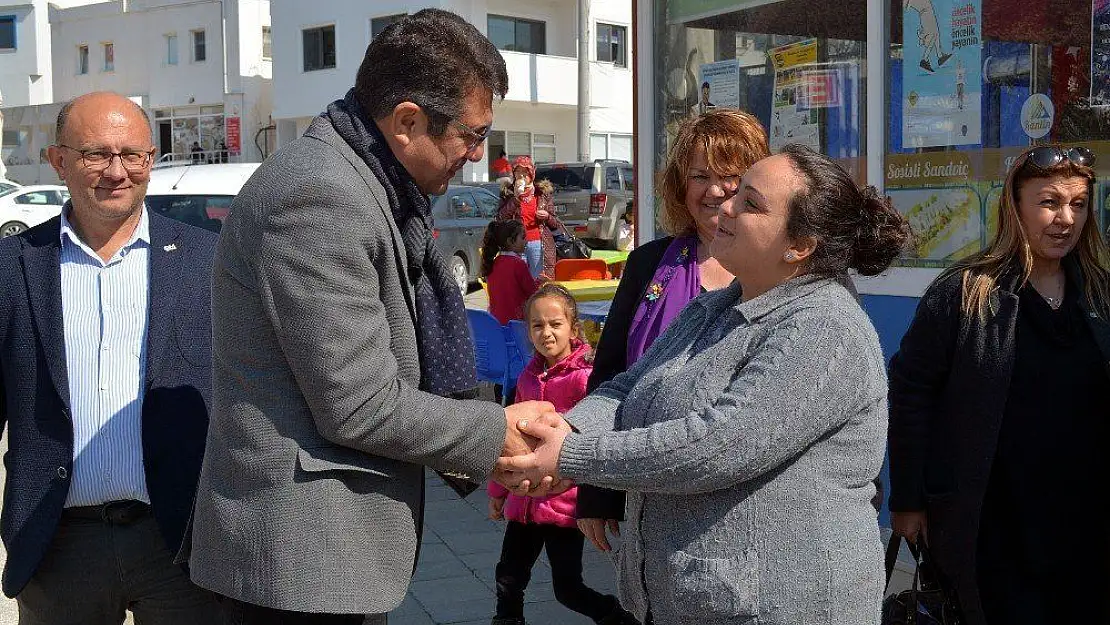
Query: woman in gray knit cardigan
498 145 911 625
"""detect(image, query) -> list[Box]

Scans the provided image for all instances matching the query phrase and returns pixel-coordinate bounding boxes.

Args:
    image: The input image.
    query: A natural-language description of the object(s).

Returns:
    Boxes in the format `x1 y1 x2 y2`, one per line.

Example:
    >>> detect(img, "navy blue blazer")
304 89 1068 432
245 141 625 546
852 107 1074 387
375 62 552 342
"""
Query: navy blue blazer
0 211 217 598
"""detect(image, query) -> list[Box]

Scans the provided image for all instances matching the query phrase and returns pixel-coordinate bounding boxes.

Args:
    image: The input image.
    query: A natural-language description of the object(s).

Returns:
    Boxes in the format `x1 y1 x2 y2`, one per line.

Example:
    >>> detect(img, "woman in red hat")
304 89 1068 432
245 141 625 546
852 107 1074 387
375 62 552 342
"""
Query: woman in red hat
498 156 559 278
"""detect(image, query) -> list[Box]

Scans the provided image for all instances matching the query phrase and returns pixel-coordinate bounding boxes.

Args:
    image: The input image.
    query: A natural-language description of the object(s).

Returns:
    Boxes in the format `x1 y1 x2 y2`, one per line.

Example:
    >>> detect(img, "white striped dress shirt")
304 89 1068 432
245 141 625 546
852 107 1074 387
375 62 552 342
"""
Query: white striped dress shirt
59 207 151 507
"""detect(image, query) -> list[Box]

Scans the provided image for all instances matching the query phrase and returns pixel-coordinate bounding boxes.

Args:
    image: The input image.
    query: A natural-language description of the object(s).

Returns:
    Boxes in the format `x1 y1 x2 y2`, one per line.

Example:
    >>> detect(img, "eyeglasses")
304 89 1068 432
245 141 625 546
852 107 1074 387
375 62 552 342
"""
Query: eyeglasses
449 119 491 154
58 144 155 172
1020 146 1096 170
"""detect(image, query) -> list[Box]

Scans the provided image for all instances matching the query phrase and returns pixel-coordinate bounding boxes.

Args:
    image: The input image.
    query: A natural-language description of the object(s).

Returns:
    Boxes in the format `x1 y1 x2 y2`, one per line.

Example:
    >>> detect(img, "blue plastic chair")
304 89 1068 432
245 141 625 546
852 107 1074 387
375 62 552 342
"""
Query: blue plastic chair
466 309 514 405
505 319 534 388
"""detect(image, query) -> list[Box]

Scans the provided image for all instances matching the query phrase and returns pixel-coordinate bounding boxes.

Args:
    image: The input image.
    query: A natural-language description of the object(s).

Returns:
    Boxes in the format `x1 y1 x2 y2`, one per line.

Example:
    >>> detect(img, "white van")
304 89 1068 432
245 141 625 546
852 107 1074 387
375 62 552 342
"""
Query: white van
146 163 260 233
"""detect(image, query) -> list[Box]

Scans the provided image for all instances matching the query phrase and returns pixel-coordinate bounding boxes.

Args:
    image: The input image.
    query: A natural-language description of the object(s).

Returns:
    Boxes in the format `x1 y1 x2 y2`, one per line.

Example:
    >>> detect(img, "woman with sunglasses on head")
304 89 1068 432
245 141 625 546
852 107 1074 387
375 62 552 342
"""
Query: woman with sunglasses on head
498 156 560 278
888 145 1110 625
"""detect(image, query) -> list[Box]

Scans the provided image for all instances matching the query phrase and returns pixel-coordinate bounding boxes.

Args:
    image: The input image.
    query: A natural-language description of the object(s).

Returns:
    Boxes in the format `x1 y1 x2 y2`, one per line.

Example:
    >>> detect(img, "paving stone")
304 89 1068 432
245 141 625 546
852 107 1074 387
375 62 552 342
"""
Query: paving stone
441 530 506 555
409 574 492 609
418 594 497 624
413 556 473 582
523 600 596 625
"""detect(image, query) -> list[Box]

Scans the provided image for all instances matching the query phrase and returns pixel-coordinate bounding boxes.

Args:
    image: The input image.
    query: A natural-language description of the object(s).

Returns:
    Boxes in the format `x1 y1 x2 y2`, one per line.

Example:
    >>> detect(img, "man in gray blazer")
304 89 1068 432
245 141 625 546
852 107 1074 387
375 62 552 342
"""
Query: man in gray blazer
188 10 555 623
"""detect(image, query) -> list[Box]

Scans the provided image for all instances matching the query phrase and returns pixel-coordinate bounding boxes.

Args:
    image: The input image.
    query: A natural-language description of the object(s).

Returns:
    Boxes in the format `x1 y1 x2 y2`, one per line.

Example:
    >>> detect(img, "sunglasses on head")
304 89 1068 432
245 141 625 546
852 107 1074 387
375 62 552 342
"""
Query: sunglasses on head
1021 146 1096 170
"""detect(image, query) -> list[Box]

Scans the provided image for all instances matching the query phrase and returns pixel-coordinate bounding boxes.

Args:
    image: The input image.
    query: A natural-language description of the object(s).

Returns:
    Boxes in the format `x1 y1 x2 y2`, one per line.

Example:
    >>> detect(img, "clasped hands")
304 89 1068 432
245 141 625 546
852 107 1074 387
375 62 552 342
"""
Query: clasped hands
496 401 573 496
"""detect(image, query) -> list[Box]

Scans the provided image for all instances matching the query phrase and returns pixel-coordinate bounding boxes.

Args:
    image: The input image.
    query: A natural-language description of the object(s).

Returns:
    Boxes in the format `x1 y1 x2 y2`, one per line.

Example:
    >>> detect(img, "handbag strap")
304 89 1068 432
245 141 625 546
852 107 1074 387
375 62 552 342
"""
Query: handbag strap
884 533 902 589
885 533 924 587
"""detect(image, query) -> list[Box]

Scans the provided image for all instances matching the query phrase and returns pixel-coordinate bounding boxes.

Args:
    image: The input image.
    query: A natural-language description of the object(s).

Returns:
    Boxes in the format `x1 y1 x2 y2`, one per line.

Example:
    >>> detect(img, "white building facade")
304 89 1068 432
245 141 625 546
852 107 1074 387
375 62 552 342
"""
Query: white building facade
269 0 633 182
0 0 54 179
2 0 274 184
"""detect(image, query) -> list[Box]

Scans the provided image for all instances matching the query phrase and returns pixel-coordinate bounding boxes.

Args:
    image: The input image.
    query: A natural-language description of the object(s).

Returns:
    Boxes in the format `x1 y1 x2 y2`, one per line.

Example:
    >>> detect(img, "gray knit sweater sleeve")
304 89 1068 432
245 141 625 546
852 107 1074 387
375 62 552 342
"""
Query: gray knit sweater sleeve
558 309 879 494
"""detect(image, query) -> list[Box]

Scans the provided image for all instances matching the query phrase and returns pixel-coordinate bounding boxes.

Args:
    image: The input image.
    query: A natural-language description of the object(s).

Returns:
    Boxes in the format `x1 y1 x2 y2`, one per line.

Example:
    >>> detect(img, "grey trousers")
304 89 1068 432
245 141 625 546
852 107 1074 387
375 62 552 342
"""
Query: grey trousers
16 511 222 625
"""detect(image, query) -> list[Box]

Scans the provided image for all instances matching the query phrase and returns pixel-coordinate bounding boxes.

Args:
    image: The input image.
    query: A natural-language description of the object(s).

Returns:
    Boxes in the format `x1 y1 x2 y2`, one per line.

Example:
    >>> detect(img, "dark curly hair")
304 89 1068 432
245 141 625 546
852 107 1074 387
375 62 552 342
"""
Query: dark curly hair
779 144 912 277
354 9 509 136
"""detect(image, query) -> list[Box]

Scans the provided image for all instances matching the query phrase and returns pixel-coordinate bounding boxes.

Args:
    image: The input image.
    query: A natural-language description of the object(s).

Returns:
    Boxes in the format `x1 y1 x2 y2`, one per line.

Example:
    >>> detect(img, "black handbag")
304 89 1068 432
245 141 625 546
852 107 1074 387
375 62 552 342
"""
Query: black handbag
551 223 592 260
881 535 962 625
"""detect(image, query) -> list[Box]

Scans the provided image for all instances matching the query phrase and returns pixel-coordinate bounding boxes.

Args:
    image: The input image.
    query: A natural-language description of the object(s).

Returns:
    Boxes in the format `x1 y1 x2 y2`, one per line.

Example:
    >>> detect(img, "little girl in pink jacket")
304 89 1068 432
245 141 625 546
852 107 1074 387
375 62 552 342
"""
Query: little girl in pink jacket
487 284 636 625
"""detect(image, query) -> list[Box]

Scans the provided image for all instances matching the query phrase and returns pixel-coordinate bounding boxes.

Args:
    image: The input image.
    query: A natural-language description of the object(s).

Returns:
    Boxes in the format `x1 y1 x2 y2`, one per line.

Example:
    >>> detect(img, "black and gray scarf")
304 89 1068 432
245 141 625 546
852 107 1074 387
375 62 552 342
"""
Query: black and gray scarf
324 89 479 399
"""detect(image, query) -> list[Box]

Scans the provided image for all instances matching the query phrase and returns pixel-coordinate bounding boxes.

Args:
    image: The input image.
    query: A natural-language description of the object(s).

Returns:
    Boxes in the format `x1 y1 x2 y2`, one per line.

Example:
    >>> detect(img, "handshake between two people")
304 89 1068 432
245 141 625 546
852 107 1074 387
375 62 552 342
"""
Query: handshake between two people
496 401 573 497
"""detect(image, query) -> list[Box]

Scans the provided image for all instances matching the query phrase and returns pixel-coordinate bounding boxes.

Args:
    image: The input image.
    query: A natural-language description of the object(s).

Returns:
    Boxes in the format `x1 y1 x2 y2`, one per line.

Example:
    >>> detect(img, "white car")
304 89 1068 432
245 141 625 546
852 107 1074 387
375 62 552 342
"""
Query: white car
0 179 22 197
146 163 260 233
0 185 72 237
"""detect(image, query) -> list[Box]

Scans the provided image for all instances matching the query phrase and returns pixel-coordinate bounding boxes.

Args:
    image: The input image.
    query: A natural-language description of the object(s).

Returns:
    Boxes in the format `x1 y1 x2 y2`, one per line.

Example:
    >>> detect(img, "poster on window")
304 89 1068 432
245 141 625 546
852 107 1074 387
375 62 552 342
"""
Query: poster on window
902 0 982 147
1092 0 1110 105
769 39 821 152
698 60 740 114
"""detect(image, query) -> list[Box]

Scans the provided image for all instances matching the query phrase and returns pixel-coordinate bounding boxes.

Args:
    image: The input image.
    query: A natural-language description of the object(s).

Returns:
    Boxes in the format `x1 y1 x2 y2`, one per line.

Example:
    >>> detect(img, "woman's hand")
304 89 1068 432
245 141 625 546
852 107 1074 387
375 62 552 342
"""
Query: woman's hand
891 510 928 545
488 496 507 521
578 518 621 552
495 416 571 496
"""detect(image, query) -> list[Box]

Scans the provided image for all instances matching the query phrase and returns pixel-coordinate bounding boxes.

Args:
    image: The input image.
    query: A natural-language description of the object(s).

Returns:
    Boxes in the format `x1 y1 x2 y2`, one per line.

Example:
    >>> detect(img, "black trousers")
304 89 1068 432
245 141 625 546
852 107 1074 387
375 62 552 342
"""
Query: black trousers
495 521 617 622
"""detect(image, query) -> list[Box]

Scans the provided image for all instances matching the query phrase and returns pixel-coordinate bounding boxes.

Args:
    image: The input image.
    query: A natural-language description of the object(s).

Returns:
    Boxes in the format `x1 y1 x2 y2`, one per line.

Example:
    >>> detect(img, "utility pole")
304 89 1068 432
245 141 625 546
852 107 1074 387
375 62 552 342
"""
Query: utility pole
577 0 591 161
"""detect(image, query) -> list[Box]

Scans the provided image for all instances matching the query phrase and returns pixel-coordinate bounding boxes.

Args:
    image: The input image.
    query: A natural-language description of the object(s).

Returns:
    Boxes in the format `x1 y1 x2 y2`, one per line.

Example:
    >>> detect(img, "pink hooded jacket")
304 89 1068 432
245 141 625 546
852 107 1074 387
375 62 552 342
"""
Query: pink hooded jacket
488 340 592 528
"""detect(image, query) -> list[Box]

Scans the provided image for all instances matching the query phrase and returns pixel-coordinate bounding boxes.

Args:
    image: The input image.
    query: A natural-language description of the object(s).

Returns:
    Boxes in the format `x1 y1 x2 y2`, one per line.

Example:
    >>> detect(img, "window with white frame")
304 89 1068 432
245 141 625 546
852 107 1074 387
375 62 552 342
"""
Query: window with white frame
371 14 405 40
262 26 272 60
303 25 336 71
0 15 15 50
596 23 627 67
166 33 178 65
533 133 556 164
77 45 89 75
103 42 114 72
589 133 633 162
192 29 206 62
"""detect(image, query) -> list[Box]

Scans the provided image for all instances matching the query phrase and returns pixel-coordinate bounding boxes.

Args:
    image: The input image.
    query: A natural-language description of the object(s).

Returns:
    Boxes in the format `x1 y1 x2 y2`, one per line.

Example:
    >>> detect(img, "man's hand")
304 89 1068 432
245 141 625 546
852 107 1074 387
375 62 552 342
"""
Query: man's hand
495 416 570 497
489 496 506 521
502 401 557 457
891 510 928 545
578 518 621 552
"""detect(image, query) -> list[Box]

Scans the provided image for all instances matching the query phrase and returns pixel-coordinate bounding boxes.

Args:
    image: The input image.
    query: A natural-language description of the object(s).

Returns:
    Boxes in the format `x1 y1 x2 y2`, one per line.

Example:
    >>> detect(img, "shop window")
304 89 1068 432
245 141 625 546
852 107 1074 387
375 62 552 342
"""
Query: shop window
192 29 206 62
597 23 628 67
166 33 178 65
1 15 16 50
371 14 406 40
262 26 272 60
488 14 546 55
77 45 89 75
103 42 114 72
303 25 336 71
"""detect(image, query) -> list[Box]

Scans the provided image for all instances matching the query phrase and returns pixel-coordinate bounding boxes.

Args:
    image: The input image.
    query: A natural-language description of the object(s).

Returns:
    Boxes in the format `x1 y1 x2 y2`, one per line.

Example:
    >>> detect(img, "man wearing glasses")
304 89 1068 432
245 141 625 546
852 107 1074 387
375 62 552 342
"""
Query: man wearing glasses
0 91 221 622
189 9 562 624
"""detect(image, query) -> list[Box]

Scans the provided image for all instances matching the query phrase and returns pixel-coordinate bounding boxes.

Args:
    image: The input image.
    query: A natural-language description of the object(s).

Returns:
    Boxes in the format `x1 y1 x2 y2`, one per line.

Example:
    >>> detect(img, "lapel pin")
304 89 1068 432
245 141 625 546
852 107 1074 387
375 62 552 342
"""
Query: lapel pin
163 243 178 252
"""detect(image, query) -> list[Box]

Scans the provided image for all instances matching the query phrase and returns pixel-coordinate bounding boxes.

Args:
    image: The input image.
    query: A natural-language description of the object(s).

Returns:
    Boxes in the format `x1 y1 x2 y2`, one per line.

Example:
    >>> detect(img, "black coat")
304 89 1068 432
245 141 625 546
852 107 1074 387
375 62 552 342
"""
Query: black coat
0 214 217 597
887 256 1110 625
576 236 673 519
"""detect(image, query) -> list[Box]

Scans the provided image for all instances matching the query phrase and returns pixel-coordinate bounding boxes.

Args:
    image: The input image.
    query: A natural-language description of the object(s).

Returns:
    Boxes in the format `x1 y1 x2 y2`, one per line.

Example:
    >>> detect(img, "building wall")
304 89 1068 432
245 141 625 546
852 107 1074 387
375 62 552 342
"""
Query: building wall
50 0 226 107
0 0 53 107
270 0 633 171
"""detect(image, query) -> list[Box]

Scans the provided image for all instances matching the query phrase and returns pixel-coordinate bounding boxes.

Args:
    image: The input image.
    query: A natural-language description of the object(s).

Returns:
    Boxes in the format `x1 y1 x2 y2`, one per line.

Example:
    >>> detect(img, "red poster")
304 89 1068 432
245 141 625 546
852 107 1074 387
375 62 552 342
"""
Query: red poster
225 116 242 155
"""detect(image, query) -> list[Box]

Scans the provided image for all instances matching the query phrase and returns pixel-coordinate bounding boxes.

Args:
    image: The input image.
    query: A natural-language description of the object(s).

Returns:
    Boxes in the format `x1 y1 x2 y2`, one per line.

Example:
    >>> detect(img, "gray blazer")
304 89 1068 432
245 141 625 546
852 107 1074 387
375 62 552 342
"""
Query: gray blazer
559 276 887 625
188 117 506 614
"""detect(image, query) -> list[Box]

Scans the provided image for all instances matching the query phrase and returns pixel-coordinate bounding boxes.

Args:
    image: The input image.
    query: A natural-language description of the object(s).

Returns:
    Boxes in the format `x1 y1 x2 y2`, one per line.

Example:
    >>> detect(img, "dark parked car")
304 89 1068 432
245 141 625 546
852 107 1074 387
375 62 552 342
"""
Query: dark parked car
534 160 634 249
431 185 501 295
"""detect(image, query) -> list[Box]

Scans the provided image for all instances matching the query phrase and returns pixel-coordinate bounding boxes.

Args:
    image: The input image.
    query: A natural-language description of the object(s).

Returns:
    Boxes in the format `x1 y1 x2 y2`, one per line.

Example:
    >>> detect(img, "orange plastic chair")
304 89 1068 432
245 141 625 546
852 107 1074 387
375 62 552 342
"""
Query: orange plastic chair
553 258 610 281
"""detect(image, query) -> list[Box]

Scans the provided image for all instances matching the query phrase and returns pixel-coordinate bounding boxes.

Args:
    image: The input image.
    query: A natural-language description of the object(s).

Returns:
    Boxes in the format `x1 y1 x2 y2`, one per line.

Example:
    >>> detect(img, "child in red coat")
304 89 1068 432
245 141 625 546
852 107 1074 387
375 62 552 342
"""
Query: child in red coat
482 220 540 325
488 284 636 625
